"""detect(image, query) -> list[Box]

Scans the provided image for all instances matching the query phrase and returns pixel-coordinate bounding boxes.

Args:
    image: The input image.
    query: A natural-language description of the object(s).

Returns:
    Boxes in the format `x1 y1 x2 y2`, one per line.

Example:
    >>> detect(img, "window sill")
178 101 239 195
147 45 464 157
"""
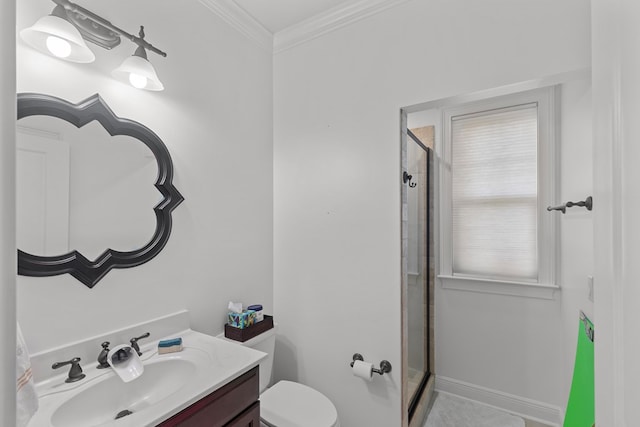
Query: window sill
438 275 559 300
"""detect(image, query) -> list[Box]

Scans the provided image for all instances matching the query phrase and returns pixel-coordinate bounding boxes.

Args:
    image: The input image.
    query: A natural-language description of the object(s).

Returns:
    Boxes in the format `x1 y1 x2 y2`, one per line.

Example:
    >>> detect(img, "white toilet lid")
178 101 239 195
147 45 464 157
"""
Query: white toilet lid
260 381 339 427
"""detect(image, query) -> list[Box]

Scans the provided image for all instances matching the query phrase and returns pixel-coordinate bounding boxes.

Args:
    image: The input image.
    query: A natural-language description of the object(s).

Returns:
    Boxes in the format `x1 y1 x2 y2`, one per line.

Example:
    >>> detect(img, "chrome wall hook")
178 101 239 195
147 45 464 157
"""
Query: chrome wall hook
403 171 417 188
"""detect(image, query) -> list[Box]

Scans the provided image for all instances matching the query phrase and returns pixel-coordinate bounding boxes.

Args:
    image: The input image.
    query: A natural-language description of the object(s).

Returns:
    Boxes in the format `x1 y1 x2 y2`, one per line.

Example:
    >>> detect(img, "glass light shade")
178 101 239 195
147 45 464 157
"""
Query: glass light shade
128 73 148 89
112 55 164 91
45 35 72 58
20 15 95 63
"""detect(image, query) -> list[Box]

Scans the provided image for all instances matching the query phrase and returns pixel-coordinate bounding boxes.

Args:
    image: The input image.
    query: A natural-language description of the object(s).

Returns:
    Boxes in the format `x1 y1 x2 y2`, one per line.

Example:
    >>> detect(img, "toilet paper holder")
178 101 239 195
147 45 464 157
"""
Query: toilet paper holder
350 353 392 375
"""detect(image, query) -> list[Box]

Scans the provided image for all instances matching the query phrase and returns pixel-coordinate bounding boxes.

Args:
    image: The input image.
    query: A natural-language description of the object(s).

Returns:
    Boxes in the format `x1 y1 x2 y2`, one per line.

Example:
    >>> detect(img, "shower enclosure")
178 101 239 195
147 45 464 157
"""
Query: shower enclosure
402 127 434 426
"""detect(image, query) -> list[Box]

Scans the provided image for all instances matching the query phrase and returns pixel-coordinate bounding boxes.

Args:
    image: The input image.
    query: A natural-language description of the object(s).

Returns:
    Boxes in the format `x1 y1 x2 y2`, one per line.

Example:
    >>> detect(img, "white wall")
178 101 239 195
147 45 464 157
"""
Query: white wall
618 6 640 421
273 0 590 425
592 0 640 424
1 0 17 425
557 77 593 418
16 0 273 363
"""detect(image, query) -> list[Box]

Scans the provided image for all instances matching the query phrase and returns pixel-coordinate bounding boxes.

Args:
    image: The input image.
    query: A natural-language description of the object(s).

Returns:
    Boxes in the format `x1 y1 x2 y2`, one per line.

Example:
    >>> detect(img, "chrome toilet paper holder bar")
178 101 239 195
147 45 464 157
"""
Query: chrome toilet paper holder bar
350 353 392 375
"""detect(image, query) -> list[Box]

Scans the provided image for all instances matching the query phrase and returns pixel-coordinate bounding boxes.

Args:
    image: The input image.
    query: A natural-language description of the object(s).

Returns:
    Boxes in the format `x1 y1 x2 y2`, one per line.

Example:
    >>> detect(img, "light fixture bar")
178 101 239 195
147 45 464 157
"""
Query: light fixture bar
51 0 167 57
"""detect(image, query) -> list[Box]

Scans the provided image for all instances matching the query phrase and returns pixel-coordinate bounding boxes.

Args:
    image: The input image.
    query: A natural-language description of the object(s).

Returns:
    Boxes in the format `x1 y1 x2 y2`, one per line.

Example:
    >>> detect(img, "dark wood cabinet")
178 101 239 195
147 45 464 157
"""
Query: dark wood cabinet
157 366 260 427
226 402 260 427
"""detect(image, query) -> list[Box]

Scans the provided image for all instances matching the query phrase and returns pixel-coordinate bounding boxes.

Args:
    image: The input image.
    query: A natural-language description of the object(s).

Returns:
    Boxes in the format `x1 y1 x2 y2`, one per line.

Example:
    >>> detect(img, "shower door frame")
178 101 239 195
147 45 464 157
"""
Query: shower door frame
401 114 435 427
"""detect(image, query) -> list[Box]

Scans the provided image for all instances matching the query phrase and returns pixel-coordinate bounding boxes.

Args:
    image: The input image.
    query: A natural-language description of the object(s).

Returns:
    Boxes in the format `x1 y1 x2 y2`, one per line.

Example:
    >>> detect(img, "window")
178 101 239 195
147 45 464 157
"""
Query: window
440 87 557 292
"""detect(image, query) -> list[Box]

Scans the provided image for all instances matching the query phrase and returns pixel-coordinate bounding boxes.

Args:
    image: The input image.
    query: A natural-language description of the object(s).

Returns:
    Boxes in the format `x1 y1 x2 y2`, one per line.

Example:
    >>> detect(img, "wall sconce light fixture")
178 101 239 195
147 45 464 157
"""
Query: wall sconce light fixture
20 0 167 91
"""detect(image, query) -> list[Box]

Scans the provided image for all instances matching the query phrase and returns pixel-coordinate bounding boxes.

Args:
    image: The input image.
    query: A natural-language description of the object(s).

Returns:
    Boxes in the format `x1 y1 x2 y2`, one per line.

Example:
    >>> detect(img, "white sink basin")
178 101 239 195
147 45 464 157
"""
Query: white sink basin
28 329 267 427
51 358 197 427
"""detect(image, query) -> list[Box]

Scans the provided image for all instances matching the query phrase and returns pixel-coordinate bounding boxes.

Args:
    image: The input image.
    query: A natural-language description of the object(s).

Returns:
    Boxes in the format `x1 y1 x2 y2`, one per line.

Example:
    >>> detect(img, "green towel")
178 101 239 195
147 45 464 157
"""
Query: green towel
564 312 595 427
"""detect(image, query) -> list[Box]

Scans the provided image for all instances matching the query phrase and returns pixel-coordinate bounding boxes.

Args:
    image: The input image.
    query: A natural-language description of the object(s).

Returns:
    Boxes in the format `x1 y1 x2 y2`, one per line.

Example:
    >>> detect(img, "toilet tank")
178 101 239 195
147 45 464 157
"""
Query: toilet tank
219 325 276 393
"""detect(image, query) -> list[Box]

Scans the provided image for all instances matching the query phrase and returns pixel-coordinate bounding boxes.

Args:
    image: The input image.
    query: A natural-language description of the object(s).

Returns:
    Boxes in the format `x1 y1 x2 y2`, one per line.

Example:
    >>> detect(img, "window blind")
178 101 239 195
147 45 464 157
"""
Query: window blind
451 104 538 281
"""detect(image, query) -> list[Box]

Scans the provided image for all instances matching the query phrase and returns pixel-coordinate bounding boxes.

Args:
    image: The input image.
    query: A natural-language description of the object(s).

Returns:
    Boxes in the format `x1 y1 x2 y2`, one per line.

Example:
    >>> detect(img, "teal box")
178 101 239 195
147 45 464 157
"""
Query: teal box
227 310 256 329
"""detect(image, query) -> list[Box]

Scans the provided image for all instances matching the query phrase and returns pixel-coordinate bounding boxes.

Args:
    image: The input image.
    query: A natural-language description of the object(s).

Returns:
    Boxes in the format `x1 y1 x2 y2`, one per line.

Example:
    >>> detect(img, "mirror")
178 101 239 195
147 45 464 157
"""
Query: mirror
16 93 184 288
17 117 159 259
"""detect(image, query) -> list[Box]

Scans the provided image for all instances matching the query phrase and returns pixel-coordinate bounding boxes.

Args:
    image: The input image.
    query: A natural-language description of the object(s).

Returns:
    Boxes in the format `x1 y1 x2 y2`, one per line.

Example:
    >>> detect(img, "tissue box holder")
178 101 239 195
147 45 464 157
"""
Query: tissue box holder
225 315 274 342
227 310 256 329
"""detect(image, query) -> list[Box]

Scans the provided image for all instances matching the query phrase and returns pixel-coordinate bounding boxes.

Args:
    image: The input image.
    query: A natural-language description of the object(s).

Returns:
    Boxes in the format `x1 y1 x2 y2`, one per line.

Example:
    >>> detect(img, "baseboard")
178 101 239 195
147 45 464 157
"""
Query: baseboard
435 375 564 426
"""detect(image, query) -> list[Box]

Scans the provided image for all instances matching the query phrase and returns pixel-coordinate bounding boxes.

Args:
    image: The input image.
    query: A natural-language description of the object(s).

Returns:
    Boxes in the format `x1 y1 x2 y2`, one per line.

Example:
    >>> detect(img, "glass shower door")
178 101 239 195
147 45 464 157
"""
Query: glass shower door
406 130 432 420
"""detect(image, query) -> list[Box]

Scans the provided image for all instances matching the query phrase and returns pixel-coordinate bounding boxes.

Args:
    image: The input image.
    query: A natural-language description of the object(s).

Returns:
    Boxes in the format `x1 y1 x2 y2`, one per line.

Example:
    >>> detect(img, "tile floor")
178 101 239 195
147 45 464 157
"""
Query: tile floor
422 392 555 427
524 421 554 427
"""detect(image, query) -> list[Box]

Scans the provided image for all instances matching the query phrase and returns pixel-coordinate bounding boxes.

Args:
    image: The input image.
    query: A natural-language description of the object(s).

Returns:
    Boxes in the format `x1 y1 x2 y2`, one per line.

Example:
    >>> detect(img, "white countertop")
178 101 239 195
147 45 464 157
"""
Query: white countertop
27 329 266 427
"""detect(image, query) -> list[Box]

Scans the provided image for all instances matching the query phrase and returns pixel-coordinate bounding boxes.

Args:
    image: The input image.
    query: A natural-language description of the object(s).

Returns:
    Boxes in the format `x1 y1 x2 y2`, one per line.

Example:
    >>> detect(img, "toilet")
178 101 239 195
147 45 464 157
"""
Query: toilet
220 327 340 427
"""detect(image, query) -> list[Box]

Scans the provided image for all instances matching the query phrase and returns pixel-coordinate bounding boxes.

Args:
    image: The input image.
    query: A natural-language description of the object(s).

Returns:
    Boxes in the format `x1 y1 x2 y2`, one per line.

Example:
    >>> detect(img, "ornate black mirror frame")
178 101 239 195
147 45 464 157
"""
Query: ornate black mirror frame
17 93 184 288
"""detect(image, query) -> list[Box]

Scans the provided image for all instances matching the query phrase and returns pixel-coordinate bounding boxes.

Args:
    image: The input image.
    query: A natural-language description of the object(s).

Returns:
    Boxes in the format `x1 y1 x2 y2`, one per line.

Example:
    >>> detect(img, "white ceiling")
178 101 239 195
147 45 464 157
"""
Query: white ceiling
232 0 352 33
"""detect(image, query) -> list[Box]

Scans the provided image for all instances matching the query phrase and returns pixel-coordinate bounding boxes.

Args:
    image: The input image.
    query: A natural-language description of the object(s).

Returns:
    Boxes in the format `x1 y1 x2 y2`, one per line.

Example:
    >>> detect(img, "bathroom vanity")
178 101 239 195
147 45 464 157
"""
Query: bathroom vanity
158 366 260 427
26 311 266 427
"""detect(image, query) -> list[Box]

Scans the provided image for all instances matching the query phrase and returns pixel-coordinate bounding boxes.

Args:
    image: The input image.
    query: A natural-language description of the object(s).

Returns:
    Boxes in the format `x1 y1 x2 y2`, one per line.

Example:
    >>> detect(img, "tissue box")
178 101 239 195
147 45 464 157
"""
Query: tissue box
227 310 256 329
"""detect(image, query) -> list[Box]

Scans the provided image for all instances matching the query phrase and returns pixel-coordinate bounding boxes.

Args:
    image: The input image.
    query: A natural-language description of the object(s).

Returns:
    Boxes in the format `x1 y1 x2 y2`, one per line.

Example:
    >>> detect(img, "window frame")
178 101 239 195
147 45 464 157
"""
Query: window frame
438 86 559 298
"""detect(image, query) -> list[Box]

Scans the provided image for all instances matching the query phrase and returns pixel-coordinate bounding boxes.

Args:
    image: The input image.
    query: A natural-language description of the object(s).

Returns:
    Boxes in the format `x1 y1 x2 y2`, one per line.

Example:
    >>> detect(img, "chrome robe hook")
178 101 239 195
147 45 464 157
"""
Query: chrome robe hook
403 172 417 188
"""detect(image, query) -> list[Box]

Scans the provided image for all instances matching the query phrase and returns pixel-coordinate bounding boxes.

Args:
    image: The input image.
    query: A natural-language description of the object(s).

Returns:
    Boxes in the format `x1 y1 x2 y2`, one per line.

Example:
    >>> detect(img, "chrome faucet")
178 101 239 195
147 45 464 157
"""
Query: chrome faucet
96 340 133 367
129 332 150 356
97 341 111 369
97 331 149 369
52 357 86 383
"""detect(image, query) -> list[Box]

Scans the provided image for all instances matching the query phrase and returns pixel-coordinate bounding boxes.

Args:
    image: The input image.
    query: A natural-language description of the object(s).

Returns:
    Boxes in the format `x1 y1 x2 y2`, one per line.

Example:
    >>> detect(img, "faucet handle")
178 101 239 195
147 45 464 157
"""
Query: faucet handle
130 332 150 356
97 341 111 369
52 357 86 383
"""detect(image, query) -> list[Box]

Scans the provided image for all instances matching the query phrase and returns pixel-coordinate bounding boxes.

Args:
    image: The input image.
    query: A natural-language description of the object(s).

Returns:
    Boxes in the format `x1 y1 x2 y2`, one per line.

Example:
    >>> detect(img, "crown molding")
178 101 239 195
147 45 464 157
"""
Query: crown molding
197 0 273 51
274 0 412 54
197 0 411 54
